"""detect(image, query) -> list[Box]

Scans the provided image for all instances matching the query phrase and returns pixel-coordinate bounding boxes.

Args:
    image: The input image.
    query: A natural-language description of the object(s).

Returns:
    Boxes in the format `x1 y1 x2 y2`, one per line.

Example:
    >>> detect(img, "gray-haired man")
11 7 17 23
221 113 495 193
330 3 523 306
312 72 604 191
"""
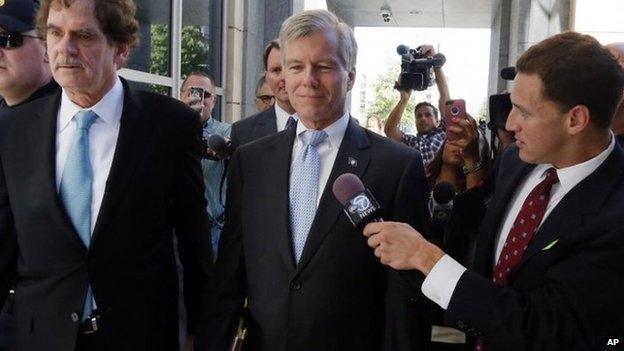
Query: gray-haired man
197 9 431 351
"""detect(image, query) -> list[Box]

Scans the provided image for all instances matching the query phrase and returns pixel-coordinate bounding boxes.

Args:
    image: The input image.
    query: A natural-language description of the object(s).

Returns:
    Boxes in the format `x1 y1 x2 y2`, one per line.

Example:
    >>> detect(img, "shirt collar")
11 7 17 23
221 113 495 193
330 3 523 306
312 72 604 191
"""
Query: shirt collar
204 117 215 129
275 102 298 130
421 126 445 137
295 112 349 150
59 76 124 132
534 133 615 193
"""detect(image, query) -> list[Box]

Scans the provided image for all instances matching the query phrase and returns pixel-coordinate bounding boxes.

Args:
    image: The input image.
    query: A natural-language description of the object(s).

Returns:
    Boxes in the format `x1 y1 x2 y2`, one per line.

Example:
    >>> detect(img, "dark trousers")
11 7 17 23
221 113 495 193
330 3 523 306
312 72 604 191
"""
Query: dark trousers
0 294 15 351
430 342 469 351
75 332 108 351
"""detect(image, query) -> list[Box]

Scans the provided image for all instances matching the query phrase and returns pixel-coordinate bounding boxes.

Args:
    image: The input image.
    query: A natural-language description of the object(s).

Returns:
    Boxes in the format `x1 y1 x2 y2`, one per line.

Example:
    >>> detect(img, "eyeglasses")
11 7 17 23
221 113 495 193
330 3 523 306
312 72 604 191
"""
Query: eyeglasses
256 95 275 103
0 32 41 49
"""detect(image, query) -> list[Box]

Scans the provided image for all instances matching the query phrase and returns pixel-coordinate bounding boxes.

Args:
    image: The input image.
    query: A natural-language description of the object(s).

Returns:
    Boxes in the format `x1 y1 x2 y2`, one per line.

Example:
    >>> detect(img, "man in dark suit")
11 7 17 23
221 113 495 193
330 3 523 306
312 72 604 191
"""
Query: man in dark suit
0 2 59 350
196 9 432 351
230 39 297 150
0 0 212 350
364 31 624 350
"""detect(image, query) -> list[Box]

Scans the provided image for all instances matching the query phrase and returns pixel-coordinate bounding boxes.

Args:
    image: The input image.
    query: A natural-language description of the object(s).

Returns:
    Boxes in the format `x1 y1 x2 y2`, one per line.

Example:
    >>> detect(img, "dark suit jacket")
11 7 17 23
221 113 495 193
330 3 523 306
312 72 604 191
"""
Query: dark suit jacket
229 104 278 151
196 118 433 351
443 144 624 350
0 80 213 351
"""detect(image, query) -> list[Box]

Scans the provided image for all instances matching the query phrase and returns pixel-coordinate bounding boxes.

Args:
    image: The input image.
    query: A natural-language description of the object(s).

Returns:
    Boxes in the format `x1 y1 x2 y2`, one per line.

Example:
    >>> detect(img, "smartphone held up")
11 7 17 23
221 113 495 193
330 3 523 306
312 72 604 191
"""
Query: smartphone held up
444 99 466 141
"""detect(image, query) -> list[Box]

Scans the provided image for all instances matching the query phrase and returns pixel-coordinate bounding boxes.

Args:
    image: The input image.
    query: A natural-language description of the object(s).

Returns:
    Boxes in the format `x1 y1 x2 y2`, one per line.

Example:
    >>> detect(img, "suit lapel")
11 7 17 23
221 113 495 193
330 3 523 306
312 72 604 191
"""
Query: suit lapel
251 106 277 140
474 149 534 276
264 128 298 271
31 92 85 248
511 145 624 277
90 83 153 246
295 118 371 275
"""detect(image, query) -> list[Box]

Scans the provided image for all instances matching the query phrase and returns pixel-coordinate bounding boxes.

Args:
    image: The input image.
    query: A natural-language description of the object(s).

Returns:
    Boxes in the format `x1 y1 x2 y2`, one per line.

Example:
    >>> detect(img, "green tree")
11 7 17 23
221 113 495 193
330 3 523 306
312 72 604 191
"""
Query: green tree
149 24 211 94
475 100 488 123
364 60 437 134
179 26 211 78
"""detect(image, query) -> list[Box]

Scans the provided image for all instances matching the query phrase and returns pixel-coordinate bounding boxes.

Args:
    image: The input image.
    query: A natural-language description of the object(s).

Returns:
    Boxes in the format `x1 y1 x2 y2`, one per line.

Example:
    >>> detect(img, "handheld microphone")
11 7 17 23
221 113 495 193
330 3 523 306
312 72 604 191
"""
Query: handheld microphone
207 134 233 159
332 173 382 227
430 181 455 241
432 181 455 206
500 66 517 80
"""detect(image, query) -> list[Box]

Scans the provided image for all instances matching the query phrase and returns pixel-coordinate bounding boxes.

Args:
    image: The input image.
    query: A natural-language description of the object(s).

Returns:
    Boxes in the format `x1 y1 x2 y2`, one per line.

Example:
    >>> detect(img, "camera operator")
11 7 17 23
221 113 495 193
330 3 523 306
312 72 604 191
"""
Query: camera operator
179 70 231 256
385 44 450 165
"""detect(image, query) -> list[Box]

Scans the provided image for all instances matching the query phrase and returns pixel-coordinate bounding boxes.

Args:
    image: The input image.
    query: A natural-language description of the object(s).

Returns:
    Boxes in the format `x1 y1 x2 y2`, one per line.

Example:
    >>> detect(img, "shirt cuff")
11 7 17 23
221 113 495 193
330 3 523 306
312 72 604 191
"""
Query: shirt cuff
421 254 467 309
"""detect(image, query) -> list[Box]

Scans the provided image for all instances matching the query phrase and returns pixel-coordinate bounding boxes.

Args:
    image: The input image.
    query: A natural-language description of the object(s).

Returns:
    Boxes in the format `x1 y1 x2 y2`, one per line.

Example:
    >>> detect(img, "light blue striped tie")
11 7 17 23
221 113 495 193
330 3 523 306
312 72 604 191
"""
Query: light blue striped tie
289 130 327 263
60 110 98 320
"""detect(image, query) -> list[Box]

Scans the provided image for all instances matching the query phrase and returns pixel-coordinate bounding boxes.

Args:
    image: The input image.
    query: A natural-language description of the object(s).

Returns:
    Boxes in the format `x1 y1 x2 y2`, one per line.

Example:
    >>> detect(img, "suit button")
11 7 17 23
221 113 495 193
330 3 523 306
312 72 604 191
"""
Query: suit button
70 312 80 322
290 280 301 290
456 320 466 329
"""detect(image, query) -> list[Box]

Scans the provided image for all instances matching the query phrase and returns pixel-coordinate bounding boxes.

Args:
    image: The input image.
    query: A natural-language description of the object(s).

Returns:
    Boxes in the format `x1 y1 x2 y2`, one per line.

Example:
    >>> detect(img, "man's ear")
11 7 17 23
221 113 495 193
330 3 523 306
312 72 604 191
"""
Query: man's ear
114 44 131 68
566 105 591 136
347 67 356 91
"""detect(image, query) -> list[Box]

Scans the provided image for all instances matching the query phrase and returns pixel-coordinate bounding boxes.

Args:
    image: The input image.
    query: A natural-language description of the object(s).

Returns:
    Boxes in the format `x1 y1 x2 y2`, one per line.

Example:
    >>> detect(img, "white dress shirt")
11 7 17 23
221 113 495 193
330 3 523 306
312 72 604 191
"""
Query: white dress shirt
422 135 616 310
55 77 124 234
290 112 350 205
275 102 297 132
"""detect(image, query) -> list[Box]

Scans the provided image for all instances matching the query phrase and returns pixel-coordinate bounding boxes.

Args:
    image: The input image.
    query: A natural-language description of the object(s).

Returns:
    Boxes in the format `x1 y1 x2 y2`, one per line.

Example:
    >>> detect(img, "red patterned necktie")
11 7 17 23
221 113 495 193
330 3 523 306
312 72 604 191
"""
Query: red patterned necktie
475 167 559 351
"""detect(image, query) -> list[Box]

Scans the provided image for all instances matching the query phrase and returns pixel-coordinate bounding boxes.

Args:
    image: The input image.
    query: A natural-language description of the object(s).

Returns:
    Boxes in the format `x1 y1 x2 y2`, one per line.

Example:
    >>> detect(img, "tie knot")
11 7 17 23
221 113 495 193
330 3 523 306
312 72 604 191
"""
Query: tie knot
301 130 327 148
74 110 98 131
544 167 559 185
286 115 298 130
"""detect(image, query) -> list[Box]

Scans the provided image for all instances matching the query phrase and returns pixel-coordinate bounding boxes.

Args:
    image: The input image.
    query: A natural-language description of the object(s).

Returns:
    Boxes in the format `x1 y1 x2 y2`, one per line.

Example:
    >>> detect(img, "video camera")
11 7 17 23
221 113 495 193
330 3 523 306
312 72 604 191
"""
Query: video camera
395 45 446 91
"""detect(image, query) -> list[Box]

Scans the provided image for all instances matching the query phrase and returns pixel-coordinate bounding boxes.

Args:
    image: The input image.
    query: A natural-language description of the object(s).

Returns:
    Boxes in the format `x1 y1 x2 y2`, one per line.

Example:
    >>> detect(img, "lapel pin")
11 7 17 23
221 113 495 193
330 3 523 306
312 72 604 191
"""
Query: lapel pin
541 239 559 251
347 157 358 168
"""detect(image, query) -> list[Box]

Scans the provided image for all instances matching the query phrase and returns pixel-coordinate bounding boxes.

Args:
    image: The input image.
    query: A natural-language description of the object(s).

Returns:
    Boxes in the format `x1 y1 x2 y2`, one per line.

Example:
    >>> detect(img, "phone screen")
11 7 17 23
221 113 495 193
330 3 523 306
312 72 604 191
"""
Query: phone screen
444 99 466 141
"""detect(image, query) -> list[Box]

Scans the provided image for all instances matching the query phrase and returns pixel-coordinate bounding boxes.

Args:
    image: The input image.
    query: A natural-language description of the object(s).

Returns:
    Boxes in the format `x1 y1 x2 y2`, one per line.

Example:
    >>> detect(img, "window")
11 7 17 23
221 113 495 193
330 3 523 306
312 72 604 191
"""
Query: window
119 0 225 117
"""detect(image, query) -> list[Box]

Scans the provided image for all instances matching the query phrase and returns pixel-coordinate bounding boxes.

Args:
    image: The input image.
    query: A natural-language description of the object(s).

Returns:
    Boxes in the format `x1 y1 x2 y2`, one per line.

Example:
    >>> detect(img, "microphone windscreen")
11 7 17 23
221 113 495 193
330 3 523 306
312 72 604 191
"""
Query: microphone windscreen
396 45 409 55
332 173 365 206
207 134 228 152
432 181 455 205
500 66 517 80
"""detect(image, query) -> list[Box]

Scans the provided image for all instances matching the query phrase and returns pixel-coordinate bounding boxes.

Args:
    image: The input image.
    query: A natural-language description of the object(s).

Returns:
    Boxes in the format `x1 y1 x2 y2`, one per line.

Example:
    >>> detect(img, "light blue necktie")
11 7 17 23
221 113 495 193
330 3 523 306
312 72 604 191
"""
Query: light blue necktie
289 130 327 263
60 110 98 320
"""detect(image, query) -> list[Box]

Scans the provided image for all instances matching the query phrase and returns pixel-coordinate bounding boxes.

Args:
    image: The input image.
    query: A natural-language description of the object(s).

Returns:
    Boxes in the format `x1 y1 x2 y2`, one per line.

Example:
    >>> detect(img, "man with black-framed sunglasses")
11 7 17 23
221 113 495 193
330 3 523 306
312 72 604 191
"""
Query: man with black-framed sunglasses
0 0 58 118
180 70 231 258
0 1 57 350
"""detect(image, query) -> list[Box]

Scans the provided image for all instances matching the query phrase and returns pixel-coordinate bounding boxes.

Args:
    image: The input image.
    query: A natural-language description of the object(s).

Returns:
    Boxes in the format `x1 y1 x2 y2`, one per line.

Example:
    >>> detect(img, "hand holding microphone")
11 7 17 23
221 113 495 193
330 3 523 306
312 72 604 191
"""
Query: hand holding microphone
333 173 444 274
205 134 233 160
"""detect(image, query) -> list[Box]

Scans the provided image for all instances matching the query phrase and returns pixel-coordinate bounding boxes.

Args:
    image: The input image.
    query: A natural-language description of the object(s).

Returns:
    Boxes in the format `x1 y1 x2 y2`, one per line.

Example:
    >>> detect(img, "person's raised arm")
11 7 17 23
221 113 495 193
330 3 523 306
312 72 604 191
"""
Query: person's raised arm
385 88 412 141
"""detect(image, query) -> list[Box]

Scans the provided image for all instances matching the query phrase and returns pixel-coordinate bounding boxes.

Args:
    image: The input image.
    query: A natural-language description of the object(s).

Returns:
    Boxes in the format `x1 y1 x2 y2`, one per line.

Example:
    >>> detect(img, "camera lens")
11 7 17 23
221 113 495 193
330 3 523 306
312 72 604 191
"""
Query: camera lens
451 107 460 115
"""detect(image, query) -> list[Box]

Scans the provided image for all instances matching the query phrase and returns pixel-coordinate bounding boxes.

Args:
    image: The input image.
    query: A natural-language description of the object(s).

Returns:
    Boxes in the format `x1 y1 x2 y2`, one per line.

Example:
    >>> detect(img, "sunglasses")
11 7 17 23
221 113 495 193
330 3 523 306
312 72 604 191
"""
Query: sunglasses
0 32 41 49
256 95 275 103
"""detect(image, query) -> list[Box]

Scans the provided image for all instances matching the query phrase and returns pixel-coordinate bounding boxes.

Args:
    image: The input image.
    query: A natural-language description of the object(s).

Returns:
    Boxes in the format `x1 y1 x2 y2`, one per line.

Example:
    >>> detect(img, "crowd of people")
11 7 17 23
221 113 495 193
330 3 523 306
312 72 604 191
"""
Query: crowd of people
0 1 623 351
